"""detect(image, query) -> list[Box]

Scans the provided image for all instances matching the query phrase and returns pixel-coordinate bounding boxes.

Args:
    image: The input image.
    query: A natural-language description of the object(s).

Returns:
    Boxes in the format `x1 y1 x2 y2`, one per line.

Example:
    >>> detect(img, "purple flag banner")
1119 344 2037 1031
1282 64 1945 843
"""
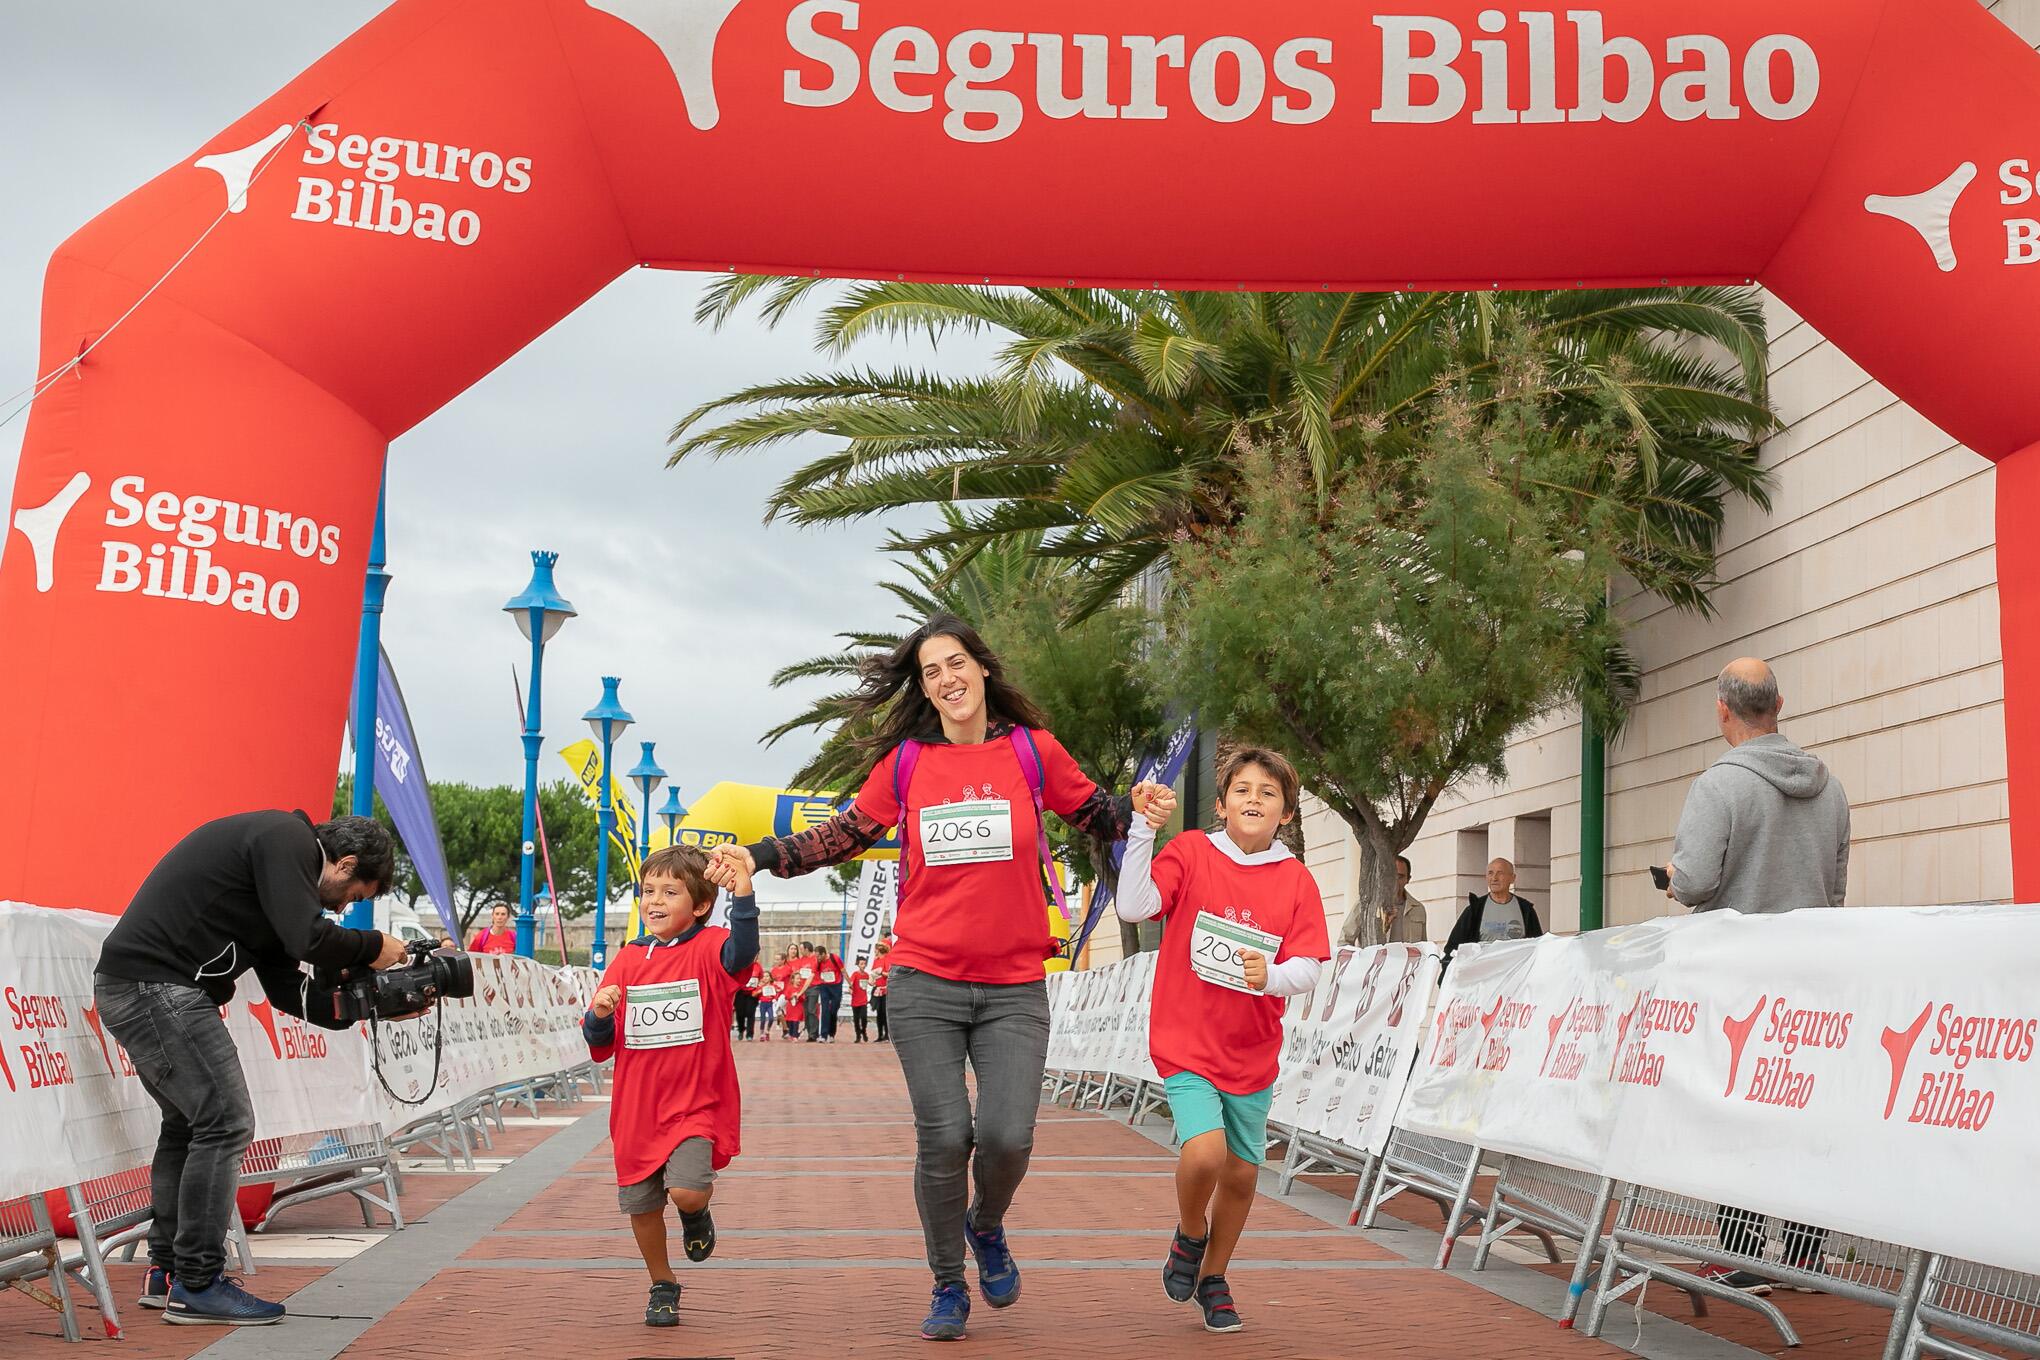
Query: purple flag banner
1071 715 1198 955
356 646 458 938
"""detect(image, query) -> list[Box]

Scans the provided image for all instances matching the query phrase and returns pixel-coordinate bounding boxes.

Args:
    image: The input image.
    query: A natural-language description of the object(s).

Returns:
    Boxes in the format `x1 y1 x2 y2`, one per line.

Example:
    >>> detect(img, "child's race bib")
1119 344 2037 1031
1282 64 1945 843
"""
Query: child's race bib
918 799 1015 866
624 979 704 1049
1189 912 1286 995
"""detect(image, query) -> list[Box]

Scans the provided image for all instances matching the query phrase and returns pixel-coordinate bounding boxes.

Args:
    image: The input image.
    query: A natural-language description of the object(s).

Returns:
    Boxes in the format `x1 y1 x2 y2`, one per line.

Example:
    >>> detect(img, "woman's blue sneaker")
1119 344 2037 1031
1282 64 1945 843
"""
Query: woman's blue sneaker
163 1276 285 1326
920 1282 971 1340
964 1215 1021 1307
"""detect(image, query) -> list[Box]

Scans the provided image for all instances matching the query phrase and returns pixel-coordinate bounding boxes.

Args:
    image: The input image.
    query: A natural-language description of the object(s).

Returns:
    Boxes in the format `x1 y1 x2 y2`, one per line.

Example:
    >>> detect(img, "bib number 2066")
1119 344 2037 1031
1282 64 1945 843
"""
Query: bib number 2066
625 979 704 1049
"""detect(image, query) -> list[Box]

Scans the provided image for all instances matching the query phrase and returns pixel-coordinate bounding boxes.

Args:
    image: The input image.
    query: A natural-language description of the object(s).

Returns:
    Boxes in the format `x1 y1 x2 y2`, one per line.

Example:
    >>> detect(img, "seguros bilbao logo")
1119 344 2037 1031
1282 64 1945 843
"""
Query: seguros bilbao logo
1879 1001 2035 1132
10 470 343 622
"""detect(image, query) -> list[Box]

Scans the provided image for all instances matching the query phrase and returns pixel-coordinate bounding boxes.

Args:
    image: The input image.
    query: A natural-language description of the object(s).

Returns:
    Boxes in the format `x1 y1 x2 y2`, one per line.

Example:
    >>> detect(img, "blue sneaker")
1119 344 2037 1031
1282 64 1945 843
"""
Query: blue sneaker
920 1282 971 1341
137 1266 172 1310
163 1275 285 1326
964 1215 1021 1307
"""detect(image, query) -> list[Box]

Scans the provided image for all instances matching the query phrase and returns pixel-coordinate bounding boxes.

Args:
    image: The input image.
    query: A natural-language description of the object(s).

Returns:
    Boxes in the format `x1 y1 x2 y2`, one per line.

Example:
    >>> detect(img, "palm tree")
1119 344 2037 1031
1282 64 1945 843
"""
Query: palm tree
671 282 1776 620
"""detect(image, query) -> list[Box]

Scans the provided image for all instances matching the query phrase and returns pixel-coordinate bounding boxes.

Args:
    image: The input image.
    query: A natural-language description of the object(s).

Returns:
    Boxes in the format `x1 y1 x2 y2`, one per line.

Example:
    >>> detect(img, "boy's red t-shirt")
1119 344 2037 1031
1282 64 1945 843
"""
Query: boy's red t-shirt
586 929 743 1184
783 994 805 1022
848 969 870 1006
851 729 1097 984
1147 830 1331 1095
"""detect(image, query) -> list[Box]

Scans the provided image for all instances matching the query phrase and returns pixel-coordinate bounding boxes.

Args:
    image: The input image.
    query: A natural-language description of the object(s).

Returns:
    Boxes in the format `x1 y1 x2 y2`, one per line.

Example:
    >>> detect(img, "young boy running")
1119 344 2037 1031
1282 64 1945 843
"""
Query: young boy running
1116 748 1329 1334
584 845 760 1329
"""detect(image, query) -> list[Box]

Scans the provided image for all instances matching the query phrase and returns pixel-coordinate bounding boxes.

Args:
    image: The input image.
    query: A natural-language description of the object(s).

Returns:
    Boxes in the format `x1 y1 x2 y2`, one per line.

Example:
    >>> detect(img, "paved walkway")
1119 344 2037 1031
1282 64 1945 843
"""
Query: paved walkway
7 1042 1895 1357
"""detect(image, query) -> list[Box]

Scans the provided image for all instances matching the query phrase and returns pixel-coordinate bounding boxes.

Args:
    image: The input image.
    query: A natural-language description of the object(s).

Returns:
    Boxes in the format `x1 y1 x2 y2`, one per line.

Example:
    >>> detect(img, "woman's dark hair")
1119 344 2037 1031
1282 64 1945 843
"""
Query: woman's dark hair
848 613 1051 760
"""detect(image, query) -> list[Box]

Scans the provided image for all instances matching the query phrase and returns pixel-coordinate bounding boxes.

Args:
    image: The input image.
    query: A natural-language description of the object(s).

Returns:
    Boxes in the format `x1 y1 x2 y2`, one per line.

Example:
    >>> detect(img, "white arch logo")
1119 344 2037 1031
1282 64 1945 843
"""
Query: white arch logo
9 472 91 593
1865 161 1978 273
589 0 749 131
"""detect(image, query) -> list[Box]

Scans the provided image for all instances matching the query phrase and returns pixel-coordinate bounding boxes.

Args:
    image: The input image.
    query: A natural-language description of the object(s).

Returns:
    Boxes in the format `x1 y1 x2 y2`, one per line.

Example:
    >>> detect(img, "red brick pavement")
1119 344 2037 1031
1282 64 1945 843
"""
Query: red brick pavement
2 1041 1793 1358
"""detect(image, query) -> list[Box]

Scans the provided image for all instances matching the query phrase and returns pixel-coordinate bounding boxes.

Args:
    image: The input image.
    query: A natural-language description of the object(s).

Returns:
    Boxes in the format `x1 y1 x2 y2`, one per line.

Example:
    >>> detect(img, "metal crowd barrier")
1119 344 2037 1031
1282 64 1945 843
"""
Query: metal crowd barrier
1275 1130 1375 1217
1471 1155 1599 1321
1899 1254 2040 1358
2 1194 81 1342
242 1123 402 1233
1581 1181 1920 1350
1360 1129 1490 1268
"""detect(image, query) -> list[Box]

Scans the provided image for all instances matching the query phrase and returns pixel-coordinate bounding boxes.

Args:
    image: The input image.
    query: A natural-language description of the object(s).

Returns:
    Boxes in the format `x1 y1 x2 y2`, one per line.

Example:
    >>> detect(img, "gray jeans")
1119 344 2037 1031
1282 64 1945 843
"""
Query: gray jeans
886 965 1050 1286
92 976 256 1286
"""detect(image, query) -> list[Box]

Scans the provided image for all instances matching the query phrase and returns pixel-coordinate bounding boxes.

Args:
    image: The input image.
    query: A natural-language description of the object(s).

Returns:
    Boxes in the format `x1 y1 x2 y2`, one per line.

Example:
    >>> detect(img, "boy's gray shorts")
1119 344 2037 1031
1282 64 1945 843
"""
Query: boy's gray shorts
617 1136 716 1214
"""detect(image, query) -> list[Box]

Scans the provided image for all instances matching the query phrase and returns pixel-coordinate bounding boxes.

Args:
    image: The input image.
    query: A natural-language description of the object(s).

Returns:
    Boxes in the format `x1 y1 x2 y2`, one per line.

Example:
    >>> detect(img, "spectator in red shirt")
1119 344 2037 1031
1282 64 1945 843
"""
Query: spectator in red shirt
468 902 517 955
847 960 872 1042
735 960 765 1041
871 941 892 1042
815 947 845 1043
708 612 1130 1341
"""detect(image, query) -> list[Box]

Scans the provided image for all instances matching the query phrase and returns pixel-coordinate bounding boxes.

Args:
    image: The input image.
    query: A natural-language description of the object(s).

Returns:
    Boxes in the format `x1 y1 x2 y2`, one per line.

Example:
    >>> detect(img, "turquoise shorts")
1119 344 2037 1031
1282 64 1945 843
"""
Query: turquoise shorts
1163 1072 1275 1165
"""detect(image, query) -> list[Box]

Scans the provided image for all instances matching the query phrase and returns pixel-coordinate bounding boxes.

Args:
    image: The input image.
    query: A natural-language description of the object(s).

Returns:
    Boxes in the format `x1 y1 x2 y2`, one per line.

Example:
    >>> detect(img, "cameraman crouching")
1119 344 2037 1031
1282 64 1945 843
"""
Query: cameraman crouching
92 811 409 1327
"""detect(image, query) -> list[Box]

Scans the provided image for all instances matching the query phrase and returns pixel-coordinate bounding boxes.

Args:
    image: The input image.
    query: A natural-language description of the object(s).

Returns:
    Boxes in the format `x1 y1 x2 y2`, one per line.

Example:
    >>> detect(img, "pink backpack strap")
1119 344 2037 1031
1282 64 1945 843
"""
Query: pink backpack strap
892 740 922 894
1008 729 1074 935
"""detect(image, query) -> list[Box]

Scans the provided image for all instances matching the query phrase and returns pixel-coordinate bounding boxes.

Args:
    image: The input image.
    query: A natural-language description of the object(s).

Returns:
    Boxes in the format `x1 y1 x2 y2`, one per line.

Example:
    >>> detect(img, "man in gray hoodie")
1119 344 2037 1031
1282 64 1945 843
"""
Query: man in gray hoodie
1663 658 1850 915
1663 657 1849 1294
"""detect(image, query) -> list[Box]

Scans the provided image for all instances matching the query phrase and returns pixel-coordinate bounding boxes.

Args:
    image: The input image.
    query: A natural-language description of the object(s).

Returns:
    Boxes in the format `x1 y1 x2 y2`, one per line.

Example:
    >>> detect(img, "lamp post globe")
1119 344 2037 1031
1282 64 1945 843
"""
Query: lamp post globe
628 740 665 865
657 785 688 850
582 676 634 970
502 551 574 959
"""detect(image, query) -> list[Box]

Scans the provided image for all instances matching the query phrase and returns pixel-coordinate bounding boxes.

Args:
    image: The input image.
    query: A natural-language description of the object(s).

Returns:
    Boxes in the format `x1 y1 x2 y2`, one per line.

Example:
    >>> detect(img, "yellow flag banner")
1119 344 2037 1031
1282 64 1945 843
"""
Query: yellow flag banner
559 739 647 938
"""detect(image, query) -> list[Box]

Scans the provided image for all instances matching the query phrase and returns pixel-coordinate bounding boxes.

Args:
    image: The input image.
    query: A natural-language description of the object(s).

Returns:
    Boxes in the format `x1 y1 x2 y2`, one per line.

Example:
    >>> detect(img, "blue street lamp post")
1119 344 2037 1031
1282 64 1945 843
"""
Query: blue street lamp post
656 785 689 850
503 552 576 959
344 468 391 931
584 678 634 971
628 740 666 875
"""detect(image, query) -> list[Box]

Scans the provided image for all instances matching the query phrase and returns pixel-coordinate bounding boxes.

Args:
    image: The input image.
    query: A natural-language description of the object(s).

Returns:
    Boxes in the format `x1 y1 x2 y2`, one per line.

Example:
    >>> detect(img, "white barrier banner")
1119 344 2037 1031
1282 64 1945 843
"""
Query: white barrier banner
2 902 603 1201
1266 945 1439 1155
1399 906 2040 1278
0 903 375 1200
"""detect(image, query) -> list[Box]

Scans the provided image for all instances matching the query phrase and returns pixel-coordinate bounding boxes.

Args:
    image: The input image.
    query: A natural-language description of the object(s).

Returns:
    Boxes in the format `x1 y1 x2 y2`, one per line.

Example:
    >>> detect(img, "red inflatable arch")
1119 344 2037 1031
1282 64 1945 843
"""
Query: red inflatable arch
7 0 2040 911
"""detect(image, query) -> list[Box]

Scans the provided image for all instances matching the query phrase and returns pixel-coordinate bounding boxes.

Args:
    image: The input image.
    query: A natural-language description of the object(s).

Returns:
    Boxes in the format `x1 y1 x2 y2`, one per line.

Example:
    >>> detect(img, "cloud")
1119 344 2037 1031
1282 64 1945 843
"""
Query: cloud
3 3 998 905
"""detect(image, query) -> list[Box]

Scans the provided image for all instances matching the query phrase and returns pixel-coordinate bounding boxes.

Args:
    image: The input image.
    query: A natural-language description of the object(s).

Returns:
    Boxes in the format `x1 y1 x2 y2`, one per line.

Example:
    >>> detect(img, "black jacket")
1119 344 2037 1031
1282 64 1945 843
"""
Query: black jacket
1443 893 1544 963
97 810 385 1023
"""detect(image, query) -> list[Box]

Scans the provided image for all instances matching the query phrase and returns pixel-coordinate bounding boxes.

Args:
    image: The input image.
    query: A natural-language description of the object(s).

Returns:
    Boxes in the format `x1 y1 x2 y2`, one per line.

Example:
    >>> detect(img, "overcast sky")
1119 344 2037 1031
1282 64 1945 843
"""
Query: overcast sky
2 3 995 903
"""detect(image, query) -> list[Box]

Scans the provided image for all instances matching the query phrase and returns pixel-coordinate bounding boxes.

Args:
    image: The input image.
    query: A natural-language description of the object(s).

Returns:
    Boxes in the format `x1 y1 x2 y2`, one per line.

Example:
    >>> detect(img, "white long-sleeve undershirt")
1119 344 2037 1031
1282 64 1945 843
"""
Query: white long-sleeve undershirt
1115 822 1323 997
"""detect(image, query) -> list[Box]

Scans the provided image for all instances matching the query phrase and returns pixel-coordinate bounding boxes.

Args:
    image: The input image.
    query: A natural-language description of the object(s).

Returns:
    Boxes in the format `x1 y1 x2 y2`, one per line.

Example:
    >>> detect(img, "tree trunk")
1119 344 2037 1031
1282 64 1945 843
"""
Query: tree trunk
1119 918 1145 959
1337 812 1400 949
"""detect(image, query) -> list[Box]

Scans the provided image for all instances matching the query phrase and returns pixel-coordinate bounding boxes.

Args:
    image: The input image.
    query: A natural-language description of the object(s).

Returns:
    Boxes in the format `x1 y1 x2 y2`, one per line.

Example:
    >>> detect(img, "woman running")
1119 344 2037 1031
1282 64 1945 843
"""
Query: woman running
707 613 1127 1341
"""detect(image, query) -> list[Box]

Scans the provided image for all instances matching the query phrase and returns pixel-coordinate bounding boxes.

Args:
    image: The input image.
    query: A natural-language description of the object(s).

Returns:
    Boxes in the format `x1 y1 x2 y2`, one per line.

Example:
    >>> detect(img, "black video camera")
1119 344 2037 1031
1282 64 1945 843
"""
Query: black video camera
312 940 475 1024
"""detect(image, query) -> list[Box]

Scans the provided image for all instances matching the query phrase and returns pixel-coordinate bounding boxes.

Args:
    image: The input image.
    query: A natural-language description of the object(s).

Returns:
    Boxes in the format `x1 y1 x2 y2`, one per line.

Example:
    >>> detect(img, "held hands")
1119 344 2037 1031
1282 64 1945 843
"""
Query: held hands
706 844 755 895
1131 780 1177 831
1239 948 1269 992
591 985 623 1019
373 934 410 969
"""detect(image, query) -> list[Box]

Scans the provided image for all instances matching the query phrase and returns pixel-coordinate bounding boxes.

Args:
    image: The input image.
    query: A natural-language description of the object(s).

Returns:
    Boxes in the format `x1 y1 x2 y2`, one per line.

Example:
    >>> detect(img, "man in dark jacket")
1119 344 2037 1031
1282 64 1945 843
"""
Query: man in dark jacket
93 811 407 1327
1443 858 1545 962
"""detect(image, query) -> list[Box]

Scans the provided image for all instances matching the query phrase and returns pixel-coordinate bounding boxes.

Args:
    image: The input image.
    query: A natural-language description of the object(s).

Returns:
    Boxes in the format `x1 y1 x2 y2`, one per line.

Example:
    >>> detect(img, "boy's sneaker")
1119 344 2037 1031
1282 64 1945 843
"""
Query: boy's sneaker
162 1275 285 1326
1162 1228 1207 1302
644 1280 681 1327
1195 1274 1243 1333
921 1282 971 1341
137 1266 172 1310
1695 1263 1774 1296
963 1214 1021 1307
679 1206 716 1263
